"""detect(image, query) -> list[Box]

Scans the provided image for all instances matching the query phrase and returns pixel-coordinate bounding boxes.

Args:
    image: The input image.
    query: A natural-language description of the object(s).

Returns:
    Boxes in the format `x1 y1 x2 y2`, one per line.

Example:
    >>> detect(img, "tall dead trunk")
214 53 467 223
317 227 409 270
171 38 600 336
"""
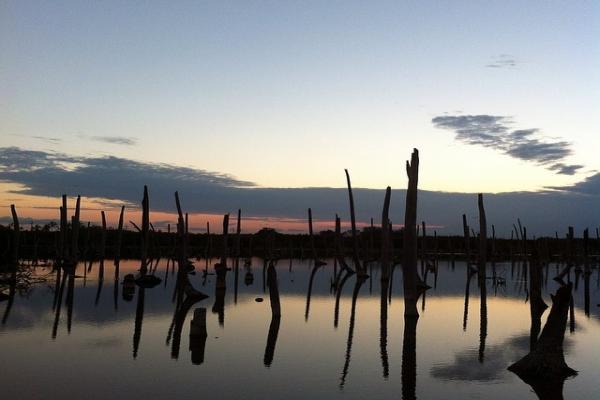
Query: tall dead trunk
403 149 420 318
235 209 241 257
141 186 150 273
9 205 19 264
70 196 81 263
345 169 364 276
381 186 392 281
115 206 125 262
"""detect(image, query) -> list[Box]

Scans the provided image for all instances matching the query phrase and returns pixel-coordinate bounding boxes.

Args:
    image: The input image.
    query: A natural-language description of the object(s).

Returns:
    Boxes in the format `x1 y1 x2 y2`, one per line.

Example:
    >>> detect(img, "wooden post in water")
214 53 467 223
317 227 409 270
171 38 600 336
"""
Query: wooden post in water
403 149 420 318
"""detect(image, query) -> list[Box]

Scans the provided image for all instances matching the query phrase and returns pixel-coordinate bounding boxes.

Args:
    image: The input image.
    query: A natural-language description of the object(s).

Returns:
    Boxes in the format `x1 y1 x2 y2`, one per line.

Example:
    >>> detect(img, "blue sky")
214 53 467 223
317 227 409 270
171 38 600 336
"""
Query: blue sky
1 1 599 233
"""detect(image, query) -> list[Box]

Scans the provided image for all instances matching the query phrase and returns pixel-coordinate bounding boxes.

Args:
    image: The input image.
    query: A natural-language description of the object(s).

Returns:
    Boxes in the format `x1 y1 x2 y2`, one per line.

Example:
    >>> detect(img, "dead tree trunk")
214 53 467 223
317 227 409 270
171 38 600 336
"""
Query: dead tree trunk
462 214 471 263
381 186 392 281
141 186 150 273
115 206 125 262
403 148 420 318
235 209 241 257
345 169 364 276
508 283 577 379
10 205 19 264
100 211 107 260
70 195 81 264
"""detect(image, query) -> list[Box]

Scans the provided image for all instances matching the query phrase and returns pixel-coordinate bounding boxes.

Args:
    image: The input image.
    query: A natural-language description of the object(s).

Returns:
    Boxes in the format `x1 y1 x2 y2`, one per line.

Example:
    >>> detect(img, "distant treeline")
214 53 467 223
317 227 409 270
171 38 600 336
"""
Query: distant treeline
1 222 599 263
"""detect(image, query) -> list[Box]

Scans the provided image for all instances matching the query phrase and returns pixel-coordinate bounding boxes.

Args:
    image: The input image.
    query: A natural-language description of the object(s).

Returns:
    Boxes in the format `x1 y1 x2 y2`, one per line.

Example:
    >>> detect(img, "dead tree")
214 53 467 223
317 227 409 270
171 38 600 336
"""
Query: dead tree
140 186 150 273
509 283 577 380
9 205 19 264
115 206 125 263
70 196 81 264
345 169 364 276
403 148 421 318
462 214 471 263
235 209 241 257
100 211 107 260
381 187 392 281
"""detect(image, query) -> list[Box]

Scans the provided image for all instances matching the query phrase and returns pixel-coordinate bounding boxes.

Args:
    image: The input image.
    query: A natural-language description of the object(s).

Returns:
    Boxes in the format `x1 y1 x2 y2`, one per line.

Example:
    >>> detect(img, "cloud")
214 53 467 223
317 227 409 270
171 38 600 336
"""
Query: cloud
432 115 583 175
90 136 138 146
1 147 599 236
31 136 62 144
547 172 600 195
485 54 517 68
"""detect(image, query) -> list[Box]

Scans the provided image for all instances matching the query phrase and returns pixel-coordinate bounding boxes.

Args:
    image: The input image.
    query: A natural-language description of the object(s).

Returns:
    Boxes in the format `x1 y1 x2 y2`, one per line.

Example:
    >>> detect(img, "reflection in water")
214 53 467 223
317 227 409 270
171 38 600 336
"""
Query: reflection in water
1 258 599 400
463 266 475 331
264 260 281 367
305 261 324 321
133 287 145 358
380 275 390 378
340 275 367 388
334 269 353 328
402 315 417 400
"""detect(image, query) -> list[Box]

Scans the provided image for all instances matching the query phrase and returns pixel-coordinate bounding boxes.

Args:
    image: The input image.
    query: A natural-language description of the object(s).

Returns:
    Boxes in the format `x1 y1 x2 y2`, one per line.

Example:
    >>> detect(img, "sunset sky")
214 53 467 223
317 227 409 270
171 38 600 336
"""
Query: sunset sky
1 1 599 234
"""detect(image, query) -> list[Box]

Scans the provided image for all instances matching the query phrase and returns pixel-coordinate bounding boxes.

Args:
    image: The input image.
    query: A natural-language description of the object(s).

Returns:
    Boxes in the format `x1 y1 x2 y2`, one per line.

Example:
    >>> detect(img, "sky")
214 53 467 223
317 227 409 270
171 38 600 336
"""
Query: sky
1 1 599 235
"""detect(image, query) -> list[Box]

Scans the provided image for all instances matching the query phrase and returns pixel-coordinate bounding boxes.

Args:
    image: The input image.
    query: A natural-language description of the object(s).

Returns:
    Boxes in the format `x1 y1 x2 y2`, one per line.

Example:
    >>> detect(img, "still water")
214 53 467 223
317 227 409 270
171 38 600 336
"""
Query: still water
1 258 599 399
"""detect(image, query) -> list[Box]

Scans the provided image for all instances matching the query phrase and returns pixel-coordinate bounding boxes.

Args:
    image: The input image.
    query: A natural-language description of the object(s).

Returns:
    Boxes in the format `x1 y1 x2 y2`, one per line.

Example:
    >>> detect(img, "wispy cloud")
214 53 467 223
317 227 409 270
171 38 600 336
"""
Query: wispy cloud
431 114 583 175
485 54 517 68
31 136 62 144
90 136 138 146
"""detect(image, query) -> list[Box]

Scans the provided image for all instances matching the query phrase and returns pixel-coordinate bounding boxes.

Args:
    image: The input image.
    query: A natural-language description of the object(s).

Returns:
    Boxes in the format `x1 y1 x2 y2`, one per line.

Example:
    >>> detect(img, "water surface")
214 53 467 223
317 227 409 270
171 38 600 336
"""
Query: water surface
1 258 599 399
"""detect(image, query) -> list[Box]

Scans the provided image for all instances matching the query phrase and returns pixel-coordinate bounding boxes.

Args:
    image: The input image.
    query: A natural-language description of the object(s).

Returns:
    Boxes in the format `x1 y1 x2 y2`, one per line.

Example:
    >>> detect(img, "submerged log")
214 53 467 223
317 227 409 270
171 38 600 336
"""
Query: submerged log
508 283 577 379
